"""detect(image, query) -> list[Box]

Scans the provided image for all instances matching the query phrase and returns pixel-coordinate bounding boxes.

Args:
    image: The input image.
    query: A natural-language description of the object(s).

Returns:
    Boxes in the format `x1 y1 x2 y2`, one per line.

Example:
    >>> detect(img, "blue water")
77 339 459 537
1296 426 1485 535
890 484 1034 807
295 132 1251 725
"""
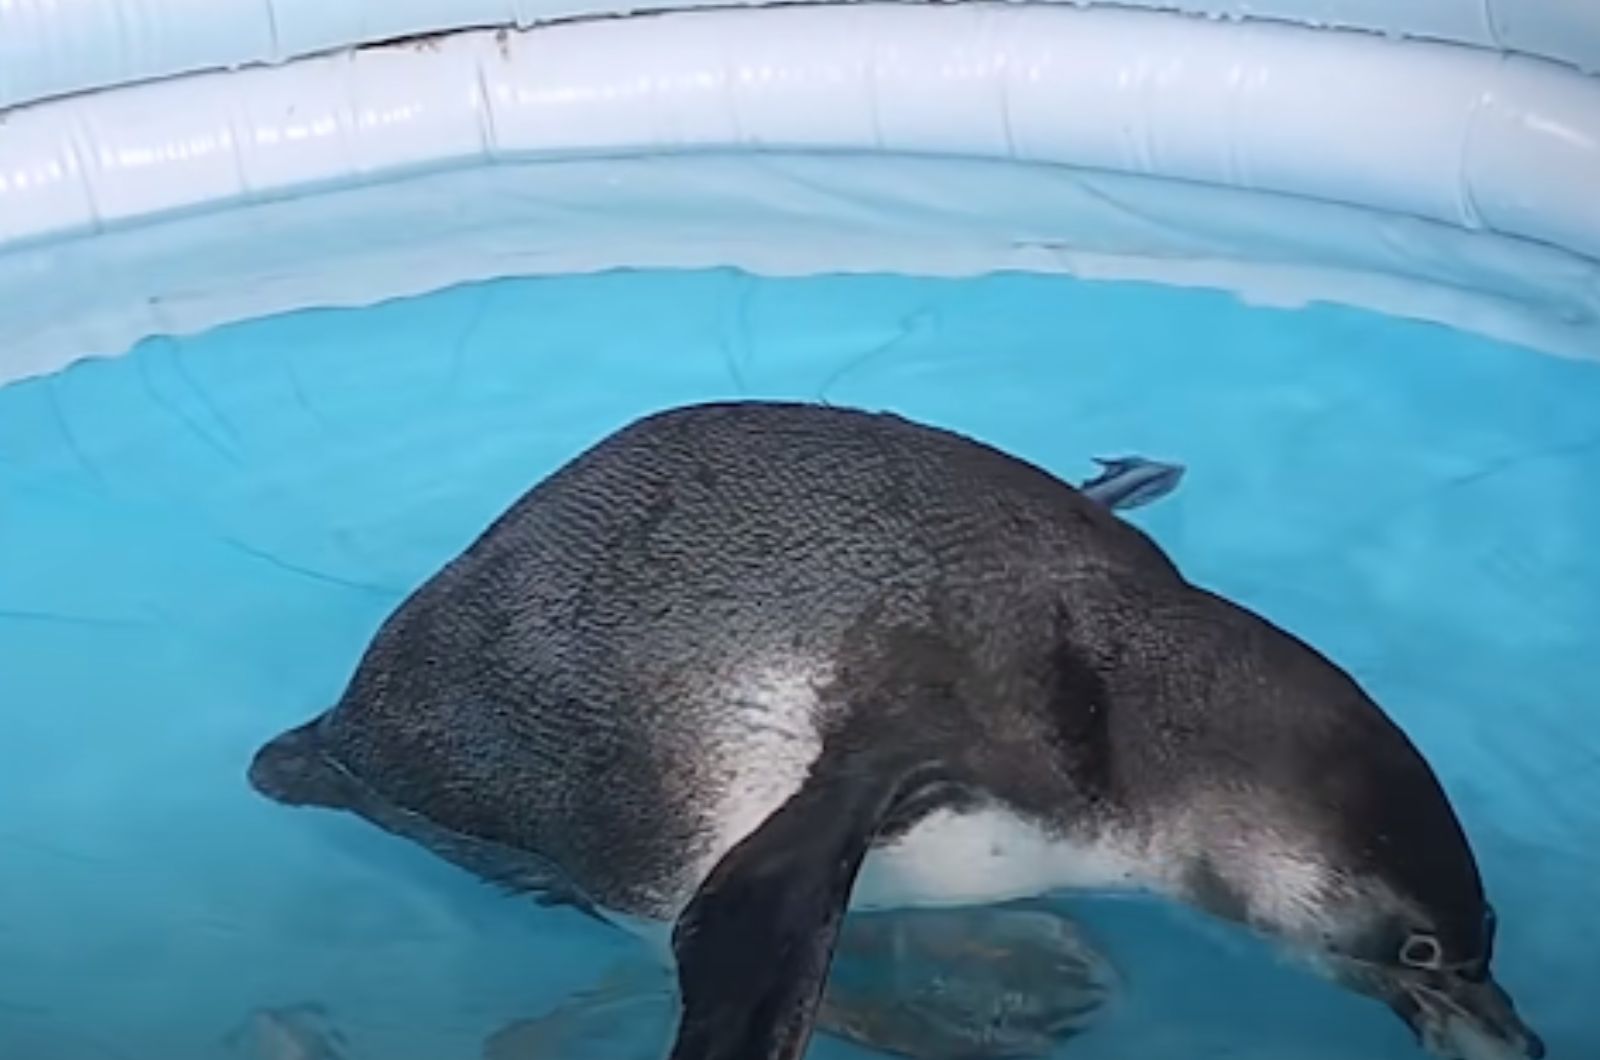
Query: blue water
1 268 1596 1060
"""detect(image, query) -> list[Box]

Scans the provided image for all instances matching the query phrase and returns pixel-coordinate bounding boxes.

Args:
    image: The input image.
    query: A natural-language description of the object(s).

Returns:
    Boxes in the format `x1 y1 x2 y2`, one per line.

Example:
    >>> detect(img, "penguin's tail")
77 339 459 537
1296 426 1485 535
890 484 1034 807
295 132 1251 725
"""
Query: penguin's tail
246 715 360 811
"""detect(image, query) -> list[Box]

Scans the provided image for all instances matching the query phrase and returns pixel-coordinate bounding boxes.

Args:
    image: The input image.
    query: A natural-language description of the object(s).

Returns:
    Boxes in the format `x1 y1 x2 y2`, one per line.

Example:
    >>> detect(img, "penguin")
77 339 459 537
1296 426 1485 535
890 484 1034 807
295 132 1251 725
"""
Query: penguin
248 400 1542 1060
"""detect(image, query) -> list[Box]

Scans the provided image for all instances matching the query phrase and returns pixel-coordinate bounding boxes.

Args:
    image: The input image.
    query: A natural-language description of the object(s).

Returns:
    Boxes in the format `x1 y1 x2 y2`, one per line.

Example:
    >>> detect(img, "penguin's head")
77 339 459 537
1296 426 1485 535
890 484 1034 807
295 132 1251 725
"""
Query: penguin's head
1126 591 1546 1060
1163 769 1544 1060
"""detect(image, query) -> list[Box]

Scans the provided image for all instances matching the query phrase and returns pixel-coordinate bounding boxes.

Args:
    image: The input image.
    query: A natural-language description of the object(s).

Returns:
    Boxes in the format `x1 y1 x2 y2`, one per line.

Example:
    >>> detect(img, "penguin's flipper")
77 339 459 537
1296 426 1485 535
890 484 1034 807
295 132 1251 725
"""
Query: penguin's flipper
667 756 947 1060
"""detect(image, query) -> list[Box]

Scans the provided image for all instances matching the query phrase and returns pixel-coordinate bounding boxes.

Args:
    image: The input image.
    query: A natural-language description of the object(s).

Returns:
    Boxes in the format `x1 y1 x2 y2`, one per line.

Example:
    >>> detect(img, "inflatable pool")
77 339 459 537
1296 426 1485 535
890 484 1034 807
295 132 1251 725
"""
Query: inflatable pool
2 2 1596 1058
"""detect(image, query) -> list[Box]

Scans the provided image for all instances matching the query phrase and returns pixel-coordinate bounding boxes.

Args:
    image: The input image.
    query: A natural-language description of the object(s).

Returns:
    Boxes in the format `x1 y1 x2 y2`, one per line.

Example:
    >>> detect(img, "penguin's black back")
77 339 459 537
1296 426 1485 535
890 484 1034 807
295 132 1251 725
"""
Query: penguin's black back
251 401 1182 914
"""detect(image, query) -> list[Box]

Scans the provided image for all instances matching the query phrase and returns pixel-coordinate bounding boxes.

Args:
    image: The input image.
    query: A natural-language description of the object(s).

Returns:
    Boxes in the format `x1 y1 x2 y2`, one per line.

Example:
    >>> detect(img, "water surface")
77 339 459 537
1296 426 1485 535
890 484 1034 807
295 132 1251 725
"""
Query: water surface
2 268 1595 1059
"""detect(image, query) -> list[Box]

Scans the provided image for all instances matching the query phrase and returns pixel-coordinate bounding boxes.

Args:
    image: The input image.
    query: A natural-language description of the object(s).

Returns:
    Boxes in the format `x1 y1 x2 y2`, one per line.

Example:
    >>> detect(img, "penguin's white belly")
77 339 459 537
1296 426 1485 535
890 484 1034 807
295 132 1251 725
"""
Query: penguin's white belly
851 805 1145 911
612 804 1146 966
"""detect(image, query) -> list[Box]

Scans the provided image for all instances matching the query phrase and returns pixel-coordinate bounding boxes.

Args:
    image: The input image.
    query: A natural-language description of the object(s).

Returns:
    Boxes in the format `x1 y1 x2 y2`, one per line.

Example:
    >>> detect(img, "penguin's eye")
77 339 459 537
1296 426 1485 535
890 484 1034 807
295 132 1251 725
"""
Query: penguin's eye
1399 932 1444 970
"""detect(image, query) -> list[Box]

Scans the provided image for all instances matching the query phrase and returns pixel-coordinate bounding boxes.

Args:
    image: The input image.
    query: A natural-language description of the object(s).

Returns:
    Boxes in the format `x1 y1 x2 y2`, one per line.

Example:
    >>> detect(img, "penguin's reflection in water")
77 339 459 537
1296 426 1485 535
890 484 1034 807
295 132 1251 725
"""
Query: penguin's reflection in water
483 901 1116 1060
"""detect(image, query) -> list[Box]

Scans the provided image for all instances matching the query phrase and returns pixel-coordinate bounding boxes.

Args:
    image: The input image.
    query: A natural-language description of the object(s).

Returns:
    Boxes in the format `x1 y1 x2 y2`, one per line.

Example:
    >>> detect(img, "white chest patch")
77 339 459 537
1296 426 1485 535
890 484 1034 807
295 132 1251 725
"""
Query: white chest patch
851 805 1147 912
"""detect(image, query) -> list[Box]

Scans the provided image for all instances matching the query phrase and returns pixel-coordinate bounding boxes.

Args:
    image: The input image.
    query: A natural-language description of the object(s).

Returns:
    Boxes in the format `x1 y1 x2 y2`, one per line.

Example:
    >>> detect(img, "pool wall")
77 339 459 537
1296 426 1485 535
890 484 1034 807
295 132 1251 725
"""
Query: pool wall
1 1 1598 380
6 0 1600 106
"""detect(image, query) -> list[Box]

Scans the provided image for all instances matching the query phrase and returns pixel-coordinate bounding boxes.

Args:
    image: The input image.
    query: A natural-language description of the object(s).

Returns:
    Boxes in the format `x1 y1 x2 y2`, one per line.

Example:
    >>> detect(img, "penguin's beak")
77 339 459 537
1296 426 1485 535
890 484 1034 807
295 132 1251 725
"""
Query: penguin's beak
1336 962 1545 1060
